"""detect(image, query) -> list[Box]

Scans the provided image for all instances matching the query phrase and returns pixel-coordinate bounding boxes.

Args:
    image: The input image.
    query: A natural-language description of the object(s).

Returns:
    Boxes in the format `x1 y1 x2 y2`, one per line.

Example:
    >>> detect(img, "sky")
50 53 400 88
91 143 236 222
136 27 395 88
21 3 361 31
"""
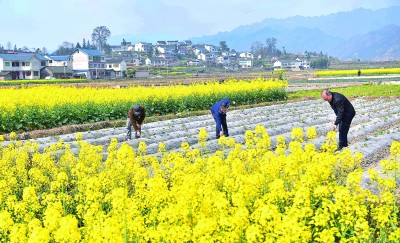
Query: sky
0 0 399 51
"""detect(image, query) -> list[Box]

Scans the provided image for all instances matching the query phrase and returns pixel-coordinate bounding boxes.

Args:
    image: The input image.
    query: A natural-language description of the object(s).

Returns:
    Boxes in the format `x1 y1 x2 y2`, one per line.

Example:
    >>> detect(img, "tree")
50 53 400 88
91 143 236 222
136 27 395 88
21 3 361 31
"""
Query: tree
82 38 87 49
126 68 136 78
265 37 277 56
219 41 229 52
6 41 12 50
86 40 91 49
41 47 48 55
13 45 17 51
91 26 111 51
103 43 112 54
76 42 82 49
53 41 74 55
250 41 266 58
310 56 330 69
122 38 127 46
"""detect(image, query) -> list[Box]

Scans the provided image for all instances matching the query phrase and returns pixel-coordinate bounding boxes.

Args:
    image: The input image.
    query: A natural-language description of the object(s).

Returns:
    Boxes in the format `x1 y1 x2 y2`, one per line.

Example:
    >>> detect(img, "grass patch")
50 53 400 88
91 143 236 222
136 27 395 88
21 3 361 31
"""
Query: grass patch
288 84 400 100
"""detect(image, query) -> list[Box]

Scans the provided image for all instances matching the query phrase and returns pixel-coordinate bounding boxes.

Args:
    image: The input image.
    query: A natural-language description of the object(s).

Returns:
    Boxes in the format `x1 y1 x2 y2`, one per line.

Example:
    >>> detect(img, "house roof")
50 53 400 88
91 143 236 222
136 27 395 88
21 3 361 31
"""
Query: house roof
0 54 32 61
106 59 124 64
0 52 48 61
43 66 73 74
148 57 166 62
71 48 105 56
49 55 69 61
136 42 152 45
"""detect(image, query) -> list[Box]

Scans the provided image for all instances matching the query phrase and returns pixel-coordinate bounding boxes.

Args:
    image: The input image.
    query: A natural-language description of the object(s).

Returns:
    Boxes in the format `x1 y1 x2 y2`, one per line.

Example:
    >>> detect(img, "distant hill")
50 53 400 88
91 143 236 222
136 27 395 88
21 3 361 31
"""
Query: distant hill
190 6 400 60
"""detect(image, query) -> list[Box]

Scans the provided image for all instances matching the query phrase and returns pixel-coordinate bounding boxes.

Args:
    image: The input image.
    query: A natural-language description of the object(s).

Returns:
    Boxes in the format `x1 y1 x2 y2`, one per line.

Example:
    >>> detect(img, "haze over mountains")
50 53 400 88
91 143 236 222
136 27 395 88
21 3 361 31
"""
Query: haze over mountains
110 6 400 61
190 6 400 61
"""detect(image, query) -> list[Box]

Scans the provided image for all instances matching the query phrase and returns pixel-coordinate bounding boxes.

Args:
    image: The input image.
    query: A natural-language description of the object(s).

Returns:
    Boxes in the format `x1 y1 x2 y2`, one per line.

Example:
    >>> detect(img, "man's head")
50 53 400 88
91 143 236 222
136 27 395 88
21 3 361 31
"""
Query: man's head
220 103 228 113
321 90 333 102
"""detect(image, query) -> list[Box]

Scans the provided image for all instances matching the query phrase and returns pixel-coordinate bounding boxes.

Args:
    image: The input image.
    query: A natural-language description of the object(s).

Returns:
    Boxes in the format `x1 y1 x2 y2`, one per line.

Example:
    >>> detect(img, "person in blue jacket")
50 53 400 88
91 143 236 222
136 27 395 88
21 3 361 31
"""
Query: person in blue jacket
210 98 230 139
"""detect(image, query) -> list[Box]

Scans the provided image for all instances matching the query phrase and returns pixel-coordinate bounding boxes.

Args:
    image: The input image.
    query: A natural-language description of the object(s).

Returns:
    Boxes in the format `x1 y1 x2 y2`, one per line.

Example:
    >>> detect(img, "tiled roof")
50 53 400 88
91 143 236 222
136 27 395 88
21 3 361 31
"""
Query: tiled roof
106 59 124 64
49 55 69 61
73 48 105 56
0 52 48 61
0 54 32 61
44 66 73 73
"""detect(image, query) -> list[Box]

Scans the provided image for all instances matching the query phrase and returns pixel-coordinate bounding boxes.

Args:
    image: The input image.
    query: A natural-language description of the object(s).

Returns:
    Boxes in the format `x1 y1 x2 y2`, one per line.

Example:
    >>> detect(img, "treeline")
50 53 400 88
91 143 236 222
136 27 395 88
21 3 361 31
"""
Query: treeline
250 38 331 69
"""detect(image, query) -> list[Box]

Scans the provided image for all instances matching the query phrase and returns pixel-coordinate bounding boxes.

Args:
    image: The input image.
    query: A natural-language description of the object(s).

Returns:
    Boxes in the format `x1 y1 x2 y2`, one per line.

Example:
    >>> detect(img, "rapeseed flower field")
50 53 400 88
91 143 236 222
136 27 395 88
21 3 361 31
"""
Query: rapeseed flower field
0 127 399 242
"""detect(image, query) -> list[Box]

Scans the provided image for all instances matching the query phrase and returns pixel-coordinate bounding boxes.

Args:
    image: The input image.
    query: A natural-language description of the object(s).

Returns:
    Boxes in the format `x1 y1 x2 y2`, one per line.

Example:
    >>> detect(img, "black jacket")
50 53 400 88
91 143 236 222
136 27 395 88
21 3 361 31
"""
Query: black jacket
329 92 355 125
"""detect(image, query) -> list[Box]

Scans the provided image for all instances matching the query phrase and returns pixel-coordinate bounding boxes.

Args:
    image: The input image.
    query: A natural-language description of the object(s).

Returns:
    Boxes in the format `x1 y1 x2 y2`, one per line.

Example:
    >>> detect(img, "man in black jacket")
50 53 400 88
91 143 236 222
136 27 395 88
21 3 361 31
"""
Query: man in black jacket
321 90 356 150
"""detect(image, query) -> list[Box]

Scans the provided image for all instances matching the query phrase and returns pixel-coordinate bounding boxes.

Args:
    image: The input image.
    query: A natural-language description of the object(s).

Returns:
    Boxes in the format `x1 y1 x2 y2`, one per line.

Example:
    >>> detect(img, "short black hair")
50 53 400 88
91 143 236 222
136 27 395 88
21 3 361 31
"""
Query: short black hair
133 105 141 116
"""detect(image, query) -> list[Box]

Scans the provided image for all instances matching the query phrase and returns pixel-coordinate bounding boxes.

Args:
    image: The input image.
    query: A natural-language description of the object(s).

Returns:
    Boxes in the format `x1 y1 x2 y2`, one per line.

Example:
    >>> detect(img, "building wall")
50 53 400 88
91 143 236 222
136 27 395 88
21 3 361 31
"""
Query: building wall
71 51 89 71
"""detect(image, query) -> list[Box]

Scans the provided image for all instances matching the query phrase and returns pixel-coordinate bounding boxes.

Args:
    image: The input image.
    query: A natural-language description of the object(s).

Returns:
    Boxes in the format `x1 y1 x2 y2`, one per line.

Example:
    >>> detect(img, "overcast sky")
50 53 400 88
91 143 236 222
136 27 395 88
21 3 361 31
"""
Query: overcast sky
0 0 399 51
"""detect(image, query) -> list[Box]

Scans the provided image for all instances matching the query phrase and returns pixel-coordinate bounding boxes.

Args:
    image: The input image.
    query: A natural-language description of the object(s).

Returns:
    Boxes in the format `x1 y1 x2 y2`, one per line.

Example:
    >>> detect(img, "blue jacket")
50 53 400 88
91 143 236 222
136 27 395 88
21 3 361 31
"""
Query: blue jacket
210 98 230 132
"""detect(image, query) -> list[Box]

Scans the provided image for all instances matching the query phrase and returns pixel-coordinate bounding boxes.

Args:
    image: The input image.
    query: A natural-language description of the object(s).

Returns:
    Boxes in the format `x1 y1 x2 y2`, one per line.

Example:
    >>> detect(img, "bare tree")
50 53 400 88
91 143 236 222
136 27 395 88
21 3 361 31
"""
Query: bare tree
251 41 266 58
6 41 12 50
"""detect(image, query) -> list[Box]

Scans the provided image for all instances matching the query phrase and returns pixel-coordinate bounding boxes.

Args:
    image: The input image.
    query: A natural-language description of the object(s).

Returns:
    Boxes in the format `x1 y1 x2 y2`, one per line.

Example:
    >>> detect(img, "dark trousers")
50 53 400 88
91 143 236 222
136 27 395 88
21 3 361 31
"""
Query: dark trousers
338 118 353 149
212 112 229 138
126 118 141 139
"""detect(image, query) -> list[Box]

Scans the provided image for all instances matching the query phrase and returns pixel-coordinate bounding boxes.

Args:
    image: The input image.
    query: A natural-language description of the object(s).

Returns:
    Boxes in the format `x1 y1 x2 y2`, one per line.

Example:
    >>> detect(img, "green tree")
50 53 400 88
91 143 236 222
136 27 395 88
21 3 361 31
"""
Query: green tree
310 56 330 69
126 68 136 78
219 41 229 52
265 37 277 56
52 41 74 55
82 38 87 49
91 26 111 51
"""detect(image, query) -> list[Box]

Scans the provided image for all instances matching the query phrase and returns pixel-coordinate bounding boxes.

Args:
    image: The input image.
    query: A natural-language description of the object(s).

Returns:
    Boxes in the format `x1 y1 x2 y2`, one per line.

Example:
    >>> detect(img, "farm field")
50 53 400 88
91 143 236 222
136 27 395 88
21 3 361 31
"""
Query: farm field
1 95 400 241
2 77 400 241
4 97 400 166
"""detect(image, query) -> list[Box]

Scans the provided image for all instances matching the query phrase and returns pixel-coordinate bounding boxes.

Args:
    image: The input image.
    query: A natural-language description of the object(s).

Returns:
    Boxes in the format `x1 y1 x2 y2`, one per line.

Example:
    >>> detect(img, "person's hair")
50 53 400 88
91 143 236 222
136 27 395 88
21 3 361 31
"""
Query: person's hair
323 89 332 96
133 105 140 112
220 103 228 109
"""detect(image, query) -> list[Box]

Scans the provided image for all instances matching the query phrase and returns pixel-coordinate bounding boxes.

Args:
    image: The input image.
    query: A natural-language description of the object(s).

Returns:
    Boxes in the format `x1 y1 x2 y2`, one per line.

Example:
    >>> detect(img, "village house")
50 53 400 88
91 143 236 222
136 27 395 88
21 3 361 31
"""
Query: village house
0 52 48 79
105 59 127 79
69 48 106 79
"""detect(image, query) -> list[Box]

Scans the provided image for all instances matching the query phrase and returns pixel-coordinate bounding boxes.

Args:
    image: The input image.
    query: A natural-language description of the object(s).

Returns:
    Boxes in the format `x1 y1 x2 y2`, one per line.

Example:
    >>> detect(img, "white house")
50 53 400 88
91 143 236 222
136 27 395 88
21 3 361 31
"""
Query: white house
187 59 200 66
273 60 282 69
134 42 153 52
216 56 231 66
0 52 48 79
204 44 216 53
70 48 106 79
238 58 253 68
145 57 167 66
197 53 206 61
105 59 127 79
46 55 71 68
240 52 254 59
273 59 310 71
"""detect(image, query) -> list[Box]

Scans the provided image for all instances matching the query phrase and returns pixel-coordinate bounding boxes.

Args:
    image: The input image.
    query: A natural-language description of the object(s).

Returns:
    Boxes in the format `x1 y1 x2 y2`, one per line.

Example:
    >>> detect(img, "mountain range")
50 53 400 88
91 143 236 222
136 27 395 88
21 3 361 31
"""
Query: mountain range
109 6 400 61
190 6 400 61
